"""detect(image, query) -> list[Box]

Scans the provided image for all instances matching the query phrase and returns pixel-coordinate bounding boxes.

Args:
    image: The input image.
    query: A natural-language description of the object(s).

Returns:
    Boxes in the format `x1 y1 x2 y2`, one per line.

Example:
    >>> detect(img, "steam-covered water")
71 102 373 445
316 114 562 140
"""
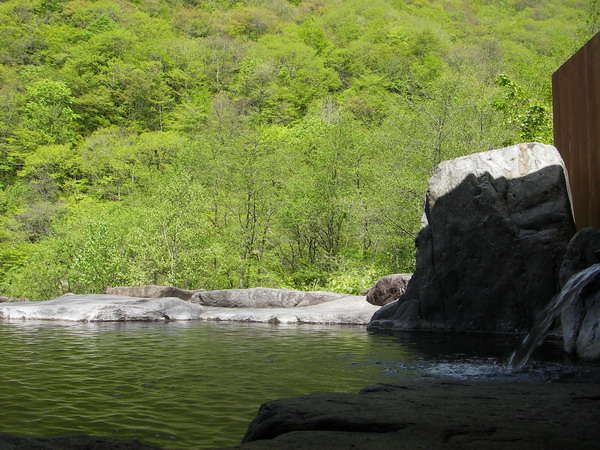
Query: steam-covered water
509 263 600 369
0 321 596 449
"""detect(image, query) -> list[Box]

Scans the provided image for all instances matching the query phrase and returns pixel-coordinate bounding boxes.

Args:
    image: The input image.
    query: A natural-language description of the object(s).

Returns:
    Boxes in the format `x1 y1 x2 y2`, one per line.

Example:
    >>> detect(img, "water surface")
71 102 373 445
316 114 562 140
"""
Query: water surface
0 321 595 448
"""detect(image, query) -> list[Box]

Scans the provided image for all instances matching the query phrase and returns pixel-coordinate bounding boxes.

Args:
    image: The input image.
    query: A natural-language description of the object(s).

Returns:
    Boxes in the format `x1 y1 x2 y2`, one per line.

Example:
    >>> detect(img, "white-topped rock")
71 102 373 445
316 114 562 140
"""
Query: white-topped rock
426 142 570 211
0 294 204 322
370 143 576 333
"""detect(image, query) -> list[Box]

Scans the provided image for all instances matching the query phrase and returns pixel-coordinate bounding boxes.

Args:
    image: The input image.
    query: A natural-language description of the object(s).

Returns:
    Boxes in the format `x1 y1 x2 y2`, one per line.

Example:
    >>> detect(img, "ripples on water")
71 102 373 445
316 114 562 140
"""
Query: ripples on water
0 321 595 449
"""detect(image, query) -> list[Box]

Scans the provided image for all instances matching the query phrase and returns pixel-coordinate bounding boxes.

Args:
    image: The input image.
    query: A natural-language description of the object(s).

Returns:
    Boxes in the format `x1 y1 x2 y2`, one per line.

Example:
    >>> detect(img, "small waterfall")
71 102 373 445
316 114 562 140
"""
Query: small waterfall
509 263 600 369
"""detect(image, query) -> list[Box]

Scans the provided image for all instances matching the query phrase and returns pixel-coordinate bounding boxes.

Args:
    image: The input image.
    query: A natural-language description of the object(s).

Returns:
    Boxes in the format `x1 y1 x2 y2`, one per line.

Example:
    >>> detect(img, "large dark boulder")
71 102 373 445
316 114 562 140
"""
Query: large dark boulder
560 228 600 360
365 274 412 306
369 143 576 333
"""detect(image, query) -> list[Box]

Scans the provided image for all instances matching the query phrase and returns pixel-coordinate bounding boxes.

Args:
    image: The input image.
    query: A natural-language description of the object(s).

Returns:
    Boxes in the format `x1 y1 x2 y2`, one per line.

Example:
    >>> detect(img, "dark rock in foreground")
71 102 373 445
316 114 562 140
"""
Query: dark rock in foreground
560 228 600 360
237 381 600 449
365 274 412 306
370 143 576 333
0 433 159 449
105 285 201 301
191 288 348 308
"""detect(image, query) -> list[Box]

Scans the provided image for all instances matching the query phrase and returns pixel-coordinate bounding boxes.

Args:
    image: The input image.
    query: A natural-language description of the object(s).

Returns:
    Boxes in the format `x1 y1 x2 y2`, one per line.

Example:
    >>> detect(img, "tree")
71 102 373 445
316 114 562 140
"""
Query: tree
493 74 553 144
15 79 79 150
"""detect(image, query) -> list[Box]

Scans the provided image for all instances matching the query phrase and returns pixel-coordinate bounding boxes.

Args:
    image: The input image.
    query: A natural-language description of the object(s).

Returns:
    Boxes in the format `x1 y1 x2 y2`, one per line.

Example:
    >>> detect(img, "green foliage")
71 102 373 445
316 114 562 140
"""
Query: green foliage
0 0 589 299
19 79 79 148
68 221 127 293
585 0 600 36
493 74 553 143
321 263 383 295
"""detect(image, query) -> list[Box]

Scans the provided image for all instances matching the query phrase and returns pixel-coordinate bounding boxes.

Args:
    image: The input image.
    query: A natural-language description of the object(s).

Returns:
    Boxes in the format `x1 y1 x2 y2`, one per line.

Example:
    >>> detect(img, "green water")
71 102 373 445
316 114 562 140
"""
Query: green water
0 321 415 449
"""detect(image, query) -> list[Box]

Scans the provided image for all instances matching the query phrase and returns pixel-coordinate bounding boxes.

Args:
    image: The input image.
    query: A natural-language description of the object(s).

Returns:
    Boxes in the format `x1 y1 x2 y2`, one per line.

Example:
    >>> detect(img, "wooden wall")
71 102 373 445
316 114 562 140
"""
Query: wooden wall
553 32 600 229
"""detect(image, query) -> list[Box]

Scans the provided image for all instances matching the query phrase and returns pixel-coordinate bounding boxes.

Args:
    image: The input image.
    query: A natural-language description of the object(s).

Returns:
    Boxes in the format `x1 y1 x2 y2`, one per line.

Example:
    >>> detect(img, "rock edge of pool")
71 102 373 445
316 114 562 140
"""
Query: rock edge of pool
0 293 379 325
227 378 600 450
2 378 599 450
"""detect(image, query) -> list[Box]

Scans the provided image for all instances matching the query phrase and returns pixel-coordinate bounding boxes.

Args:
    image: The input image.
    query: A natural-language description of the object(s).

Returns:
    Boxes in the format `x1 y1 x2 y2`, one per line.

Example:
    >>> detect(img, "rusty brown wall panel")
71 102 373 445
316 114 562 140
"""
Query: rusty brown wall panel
553 32 600 229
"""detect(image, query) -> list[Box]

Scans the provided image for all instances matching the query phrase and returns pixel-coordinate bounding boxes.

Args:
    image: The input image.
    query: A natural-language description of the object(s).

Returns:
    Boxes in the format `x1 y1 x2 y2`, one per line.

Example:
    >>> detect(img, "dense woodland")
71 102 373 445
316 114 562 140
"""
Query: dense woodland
0 0 597 300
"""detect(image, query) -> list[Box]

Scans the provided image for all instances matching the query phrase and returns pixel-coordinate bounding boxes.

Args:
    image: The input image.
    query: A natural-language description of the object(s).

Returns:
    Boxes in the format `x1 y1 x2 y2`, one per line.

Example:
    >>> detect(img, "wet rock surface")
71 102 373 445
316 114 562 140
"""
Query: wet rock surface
370 143 576 333
559 228 600 286
236 380 600 449
104 285 201 301
365 274 412 306
563 285 600 360
0 294 204 322
560 229 600 360
191 288 347 308
0 434 159 449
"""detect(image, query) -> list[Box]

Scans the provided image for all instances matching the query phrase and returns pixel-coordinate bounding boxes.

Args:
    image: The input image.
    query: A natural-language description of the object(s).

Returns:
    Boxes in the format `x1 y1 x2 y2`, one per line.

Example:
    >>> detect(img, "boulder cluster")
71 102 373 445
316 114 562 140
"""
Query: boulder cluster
369 143 576 334
366 142 600 360
0 287 377 325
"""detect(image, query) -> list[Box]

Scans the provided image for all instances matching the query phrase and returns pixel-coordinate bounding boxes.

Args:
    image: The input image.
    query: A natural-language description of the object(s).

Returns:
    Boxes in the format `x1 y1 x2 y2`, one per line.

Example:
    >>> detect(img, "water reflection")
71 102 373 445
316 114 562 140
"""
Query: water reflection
372 330 595 382
0 322 409 449
0 321 596 449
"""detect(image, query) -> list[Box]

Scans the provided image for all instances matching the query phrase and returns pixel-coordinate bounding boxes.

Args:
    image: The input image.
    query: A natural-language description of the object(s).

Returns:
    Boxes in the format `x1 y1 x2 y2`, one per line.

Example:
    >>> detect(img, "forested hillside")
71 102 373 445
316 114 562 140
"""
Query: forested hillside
0 0 596 299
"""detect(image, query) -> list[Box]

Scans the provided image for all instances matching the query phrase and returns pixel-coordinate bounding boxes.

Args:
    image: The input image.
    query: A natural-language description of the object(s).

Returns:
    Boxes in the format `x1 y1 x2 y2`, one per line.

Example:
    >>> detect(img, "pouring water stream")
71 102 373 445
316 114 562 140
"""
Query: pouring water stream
509 263 600 369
